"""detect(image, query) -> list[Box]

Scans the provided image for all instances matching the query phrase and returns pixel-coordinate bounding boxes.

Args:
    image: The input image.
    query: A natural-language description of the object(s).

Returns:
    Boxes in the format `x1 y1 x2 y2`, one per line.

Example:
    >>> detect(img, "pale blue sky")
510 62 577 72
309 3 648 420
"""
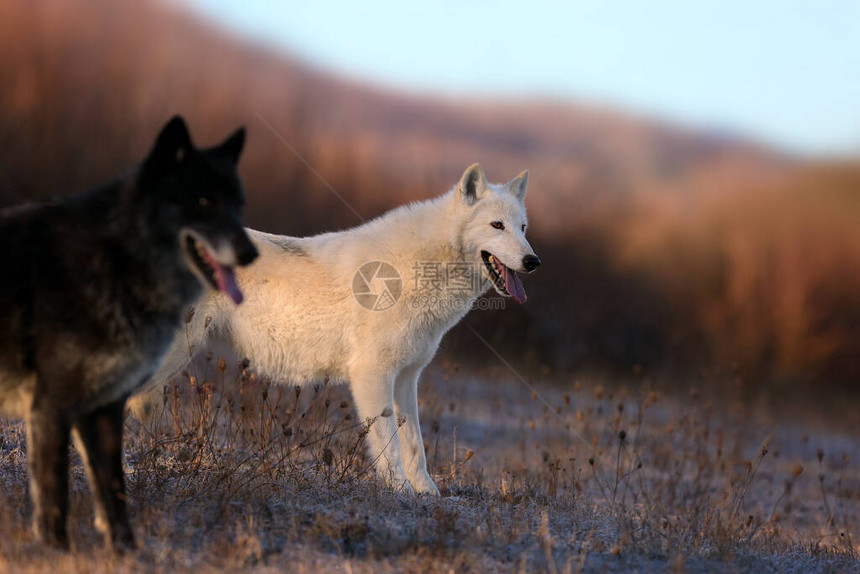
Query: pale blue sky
186 0 860 156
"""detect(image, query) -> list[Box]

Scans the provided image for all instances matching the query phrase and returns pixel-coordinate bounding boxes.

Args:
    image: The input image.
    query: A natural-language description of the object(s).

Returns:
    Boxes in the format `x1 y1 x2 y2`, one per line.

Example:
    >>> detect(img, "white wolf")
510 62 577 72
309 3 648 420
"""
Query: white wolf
130 163 540 495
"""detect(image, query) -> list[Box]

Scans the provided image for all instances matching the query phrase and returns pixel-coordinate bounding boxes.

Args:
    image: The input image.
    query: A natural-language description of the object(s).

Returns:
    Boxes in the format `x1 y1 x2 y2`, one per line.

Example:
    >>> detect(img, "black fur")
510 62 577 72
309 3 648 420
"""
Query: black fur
0 116 257 551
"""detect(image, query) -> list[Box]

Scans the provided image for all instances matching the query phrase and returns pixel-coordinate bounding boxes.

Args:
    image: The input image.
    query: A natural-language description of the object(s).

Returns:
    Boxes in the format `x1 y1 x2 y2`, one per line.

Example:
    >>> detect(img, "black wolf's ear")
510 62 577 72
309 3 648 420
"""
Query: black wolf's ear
142 116 193 179
457 163 489 206
212 127 246 164
507 169 529 203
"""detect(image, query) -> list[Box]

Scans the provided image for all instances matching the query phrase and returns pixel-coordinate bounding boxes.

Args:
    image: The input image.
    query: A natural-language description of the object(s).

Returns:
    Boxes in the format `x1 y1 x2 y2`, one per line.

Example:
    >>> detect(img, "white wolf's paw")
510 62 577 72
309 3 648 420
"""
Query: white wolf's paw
410 472 440 496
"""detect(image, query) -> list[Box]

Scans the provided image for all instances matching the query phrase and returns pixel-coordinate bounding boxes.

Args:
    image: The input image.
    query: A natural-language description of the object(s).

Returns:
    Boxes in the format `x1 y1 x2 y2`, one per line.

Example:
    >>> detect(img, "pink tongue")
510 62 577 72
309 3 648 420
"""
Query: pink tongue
213 263 244 305
501 264 527 304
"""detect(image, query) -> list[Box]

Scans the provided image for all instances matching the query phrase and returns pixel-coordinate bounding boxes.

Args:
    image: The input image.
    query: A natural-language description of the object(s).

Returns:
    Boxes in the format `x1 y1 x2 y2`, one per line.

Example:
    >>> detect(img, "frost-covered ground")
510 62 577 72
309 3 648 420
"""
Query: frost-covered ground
1 359 858 573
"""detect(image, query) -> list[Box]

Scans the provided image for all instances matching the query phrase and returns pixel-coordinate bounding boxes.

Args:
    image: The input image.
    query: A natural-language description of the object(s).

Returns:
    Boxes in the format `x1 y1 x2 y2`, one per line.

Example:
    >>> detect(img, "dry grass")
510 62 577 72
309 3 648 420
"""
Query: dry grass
1 354 857 573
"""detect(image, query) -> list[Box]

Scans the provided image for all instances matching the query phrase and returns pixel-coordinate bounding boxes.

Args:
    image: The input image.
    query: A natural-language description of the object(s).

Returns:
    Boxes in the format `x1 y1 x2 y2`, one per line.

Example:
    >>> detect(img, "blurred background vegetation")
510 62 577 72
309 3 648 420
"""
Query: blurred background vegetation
1 0 858 401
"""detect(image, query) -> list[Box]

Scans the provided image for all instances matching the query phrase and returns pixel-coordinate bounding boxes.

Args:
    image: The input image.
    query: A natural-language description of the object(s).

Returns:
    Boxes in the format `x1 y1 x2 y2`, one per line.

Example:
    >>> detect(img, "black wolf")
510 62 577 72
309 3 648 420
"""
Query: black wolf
0 116 258 550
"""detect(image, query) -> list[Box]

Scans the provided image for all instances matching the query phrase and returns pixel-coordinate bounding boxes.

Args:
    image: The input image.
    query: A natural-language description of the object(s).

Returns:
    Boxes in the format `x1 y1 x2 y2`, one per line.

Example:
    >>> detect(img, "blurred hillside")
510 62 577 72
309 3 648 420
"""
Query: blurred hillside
1 0 858 395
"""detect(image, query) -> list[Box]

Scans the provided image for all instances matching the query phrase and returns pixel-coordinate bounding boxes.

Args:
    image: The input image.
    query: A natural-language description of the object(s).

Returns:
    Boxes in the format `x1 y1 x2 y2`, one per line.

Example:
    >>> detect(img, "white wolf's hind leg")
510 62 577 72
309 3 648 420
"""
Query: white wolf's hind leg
348 364 412 493
394 365 439 495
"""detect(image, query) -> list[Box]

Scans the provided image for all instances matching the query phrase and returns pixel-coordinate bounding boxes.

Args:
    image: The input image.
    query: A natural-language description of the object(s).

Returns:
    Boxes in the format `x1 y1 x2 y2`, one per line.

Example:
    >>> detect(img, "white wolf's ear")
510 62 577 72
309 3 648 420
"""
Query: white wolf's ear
457 163 489 206
507 169 529 203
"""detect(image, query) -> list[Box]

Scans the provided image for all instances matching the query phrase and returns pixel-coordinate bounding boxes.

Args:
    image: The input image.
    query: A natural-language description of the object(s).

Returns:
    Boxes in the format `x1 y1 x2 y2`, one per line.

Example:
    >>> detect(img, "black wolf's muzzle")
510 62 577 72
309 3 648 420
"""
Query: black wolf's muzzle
237 240 258 266
232 228 259 267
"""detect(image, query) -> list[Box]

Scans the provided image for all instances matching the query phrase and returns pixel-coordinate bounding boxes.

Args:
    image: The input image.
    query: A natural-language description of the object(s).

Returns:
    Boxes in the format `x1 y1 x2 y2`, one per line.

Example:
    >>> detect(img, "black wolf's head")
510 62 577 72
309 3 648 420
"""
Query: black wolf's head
137 116 258 304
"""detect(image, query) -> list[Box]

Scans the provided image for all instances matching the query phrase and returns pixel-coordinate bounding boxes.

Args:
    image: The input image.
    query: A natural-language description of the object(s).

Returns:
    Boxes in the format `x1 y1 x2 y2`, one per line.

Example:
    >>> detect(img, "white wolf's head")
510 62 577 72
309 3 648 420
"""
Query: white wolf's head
455 163 541 304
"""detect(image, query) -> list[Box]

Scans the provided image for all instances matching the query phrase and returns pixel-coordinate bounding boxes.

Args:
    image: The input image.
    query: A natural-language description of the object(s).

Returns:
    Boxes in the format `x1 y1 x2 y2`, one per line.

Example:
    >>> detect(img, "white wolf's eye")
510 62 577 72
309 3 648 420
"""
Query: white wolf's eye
491 221 505 230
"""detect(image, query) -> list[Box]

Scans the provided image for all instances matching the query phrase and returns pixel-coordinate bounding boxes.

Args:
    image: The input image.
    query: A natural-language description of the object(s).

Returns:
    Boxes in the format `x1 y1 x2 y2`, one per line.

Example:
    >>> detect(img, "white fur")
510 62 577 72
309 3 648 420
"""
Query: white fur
130 164 537 495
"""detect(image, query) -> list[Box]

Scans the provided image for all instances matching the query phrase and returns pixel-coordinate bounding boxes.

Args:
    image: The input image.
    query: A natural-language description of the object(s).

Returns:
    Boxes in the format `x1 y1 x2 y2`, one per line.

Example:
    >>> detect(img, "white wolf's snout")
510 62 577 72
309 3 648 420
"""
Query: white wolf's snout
505 253 533 274
494 241 538 274
515 245 539 274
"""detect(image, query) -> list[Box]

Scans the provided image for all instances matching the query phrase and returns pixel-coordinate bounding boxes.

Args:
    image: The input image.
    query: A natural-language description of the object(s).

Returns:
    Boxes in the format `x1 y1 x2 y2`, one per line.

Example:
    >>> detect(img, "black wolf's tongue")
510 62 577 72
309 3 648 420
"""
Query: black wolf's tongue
213 263 244 305
501 265 527 304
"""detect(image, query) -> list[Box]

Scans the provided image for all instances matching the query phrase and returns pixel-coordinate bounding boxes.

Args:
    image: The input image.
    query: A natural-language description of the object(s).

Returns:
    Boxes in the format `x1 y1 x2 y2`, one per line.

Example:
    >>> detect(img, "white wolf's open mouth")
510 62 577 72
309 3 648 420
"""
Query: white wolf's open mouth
182 231 244 305
481 250 527 304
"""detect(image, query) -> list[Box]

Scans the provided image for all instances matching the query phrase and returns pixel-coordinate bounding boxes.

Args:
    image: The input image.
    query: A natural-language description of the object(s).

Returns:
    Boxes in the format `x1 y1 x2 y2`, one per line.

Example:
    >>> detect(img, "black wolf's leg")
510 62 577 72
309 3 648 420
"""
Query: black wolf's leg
73 397 135 552
26 401 71 549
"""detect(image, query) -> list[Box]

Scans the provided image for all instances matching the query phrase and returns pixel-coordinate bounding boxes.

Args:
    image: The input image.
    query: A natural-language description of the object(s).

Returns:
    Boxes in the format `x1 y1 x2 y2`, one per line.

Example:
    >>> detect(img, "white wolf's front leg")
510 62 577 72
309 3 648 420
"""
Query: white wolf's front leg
348 364 412 493
394 365 439 495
